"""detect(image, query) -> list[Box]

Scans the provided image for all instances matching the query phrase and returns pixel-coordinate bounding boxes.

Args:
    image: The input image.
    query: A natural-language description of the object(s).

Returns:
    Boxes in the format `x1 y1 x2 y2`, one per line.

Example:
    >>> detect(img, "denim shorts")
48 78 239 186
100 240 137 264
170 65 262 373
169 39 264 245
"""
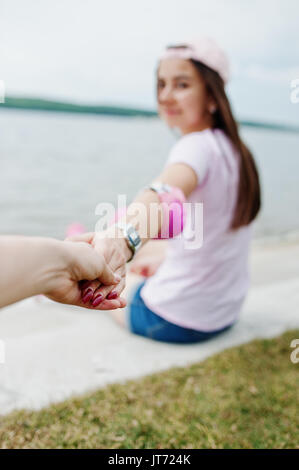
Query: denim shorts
126 282 234 344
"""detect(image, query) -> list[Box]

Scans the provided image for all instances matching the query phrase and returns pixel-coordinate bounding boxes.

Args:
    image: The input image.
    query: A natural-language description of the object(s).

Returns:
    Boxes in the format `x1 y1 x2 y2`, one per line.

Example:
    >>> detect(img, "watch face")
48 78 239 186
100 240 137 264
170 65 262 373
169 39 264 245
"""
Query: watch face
127 227 140 247
130 232 140 246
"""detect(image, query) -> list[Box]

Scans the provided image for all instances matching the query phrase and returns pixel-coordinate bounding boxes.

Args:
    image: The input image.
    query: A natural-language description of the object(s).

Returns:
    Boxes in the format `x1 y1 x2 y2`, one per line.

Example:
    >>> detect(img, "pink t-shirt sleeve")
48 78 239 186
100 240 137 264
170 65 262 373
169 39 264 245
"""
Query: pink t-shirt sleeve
165 132 211 185
166 131 210 184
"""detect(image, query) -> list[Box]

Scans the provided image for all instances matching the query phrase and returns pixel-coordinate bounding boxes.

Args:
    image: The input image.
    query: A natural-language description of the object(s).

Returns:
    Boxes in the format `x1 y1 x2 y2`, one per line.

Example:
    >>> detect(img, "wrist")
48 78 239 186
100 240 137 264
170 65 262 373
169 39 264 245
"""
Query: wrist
115 227 135 263
38 238 71 294
102 225 136 263
0 236 70 307
115 223 142 262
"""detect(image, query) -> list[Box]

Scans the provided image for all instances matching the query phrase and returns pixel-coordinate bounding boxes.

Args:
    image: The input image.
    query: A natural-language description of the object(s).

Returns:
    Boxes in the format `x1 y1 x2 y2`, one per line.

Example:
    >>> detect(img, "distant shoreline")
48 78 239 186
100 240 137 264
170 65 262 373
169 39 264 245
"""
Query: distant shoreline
1 96 299 133
1 96 157 117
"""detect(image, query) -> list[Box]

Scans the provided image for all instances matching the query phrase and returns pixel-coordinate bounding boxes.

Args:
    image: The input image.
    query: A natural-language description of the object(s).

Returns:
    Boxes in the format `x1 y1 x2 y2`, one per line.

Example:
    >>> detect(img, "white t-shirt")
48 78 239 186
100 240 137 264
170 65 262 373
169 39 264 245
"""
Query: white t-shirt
140 128 253 332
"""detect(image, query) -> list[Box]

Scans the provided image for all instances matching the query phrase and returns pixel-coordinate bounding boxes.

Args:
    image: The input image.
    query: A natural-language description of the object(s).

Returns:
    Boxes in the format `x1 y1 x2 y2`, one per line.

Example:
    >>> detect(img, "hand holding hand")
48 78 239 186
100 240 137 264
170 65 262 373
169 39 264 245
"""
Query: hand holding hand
66 229 131 308
45 240 126 310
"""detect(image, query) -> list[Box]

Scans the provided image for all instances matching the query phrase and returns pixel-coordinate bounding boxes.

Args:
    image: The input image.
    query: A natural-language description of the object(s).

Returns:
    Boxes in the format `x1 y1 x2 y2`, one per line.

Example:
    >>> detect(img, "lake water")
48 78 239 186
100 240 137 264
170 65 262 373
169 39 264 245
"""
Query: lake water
1 109 299 240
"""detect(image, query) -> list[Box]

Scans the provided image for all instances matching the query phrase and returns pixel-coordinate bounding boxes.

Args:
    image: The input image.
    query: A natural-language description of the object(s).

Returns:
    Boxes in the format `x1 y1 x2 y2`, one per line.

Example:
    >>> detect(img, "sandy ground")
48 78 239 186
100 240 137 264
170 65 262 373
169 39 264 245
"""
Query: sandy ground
0 239 299 415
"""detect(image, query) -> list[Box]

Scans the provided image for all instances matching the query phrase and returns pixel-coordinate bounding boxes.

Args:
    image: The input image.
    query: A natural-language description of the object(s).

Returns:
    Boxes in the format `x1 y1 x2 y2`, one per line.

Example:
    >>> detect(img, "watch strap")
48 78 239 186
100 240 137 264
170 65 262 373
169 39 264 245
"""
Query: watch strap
115 222 142 262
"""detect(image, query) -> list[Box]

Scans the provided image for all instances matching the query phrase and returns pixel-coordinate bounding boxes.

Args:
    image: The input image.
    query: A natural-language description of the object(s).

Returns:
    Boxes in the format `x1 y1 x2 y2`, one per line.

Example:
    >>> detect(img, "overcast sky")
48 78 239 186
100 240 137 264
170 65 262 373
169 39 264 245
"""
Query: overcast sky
1 0 298 123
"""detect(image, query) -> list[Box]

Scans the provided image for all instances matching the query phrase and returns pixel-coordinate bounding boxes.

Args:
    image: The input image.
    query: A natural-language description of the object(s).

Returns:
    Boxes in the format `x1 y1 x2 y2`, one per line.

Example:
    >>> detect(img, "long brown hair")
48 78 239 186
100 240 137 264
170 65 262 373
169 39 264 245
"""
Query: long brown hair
157 52 261 230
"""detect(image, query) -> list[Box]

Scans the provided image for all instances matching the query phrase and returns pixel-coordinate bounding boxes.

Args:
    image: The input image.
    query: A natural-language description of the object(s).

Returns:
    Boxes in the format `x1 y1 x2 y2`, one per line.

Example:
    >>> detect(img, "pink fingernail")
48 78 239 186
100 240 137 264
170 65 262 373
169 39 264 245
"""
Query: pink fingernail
82 288 93 304
82 292 93 304
92 294 104 307
107 291 118 300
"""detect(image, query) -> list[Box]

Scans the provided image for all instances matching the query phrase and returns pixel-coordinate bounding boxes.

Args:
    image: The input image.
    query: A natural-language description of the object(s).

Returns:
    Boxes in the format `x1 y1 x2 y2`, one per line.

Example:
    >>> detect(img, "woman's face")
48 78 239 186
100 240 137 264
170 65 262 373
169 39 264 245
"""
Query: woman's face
157 58 215 135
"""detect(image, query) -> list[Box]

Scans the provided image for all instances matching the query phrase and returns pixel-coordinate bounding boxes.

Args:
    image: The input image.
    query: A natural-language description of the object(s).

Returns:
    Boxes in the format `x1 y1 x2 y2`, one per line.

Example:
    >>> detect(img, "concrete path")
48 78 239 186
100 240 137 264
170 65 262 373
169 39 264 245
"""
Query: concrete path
0 240 298 415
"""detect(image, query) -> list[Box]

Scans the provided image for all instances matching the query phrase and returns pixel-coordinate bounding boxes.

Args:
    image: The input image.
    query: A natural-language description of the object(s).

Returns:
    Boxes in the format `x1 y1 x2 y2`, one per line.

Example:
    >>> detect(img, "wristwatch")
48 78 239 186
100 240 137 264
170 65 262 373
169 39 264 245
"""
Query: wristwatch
115 222 142 262
147 182 172 195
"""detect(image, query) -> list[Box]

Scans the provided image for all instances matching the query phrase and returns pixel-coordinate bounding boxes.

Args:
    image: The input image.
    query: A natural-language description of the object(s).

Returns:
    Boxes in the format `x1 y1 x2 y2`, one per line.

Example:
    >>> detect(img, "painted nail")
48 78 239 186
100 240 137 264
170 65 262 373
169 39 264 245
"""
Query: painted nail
82 288 93 304
92 294 104 307
107 291 118 300
114 275 121 283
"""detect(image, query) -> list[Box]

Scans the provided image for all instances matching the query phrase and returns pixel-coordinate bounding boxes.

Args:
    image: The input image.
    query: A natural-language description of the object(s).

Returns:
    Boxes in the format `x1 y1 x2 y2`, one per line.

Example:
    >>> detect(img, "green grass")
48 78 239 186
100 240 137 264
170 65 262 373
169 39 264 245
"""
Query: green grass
0 330 298 449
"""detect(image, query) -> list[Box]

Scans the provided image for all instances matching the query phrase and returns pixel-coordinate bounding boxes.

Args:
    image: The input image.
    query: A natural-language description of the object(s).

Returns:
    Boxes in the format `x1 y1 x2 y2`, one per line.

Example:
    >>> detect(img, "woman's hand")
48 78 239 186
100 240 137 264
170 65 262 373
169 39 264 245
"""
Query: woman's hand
45 240 126 310
66 229 131 308
0 236 126 309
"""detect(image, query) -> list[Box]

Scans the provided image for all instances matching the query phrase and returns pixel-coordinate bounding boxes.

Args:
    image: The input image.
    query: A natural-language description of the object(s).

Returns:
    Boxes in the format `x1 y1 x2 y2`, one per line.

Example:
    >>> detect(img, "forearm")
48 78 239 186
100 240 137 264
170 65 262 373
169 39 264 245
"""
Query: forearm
116 162 196 253
0 236 67 308
121 189 162 247
103 163 196 262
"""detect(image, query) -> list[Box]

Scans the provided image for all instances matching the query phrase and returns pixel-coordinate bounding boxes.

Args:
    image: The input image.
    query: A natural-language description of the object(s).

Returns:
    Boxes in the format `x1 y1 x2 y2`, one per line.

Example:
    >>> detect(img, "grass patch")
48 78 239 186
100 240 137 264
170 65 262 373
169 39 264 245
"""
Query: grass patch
0 330 298 449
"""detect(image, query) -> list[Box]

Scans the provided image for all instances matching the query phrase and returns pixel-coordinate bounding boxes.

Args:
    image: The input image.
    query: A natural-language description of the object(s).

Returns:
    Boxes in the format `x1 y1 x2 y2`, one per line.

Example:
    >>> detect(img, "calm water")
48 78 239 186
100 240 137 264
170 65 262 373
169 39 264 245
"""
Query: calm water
1 109 299 240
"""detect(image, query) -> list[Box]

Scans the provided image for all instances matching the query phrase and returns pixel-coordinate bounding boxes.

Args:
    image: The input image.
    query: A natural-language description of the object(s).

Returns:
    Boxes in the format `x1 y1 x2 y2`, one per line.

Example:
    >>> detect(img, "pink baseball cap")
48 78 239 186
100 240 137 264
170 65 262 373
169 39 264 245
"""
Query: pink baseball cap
158 36 230 84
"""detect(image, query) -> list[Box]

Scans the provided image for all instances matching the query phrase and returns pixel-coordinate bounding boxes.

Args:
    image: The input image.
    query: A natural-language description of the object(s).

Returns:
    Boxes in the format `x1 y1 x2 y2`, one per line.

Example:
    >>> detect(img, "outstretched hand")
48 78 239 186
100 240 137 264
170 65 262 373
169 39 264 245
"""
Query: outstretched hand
65 230 130 309
45 240 127 310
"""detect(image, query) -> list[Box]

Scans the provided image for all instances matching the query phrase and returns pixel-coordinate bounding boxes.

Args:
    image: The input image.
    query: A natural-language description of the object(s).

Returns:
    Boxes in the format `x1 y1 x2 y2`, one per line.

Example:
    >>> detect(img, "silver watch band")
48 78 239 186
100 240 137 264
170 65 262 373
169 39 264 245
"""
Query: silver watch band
115 222 142 262
147 182 172 194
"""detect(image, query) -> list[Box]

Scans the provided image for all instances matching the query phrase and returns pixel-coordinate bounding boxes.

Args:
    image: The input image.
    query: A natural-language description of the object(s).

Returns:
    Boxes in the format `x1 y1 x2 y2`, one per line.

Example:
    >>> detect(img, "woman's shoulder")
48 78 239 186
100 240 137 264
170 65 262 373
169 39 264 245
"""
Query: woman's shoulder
186 127 238 163
173 127 230 151
170 128 212 156
170 128 233 162
175 128 212 144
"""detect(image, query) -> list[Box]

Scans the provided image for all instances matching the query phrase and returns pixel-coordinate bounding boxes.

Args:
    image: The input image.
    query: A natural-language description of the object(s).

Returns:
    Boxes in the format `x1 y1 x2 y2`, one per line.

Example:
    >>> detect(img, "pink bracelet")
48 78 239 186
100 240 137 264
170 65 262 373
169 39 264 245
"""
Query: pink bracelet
110 184 186 239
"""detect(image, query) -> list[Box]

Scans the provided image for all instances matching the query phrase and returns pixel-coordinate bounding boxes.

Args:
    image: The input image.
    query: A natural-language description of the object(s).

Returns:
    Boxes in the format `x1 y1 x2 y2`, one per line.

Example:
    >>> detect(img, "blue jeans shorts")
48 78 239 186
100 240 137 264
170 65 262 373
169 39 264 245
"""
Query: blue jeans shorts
126 282 234 344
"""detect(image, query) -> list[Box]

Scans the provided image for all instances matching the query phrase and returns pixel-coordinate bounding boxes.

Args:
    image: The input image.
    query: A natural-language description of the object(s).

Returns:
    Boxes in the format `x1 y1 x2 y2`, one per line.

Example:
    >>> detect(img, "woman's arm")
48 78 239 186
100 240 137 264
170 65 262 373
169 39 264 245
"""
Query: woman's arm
69 163 198 303
116 162 198 246
0 235 123 309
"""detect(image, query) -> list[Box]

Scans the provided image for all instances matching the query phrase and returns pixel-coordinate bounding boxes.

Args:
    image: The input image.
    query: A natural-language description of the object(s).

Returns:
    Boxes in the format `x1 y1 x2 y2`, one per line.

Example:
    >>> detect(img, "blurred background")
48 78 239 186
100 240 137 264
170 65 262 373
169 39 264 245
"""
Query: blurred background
1 0 298 240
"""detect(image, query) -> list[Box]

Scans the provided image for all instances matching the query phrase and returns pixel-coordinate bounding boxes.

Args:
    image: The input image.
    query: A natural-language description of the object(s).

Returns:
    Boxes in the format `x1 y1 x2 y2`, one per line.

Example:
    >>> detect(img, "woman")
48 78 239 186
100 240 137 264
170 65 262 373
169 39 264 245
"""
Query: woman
0 235 126 309
71 36 261 343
